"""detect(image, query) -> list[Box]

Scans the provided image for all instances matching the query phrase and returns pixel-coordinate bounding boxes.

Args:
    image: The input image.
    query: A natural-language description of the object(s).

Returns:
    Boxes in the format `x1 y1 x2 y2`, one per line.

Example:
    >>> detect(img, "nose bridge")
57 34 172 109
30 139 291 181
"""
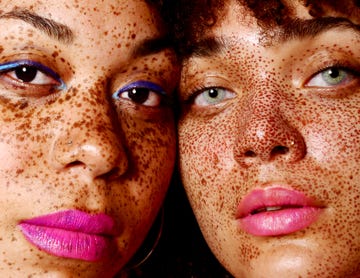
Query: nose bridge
49 83 128 179
234 87 306 166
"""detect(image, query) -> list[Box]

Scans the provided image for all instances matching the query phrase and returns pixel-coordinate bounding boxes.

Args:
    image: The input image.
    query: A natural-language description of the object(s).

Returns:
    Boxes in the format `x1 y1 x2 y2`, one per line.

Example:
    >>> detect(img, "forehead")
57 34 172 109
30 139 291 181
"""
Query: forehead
0 0 161 39
190 0 360 56
214 0 360 41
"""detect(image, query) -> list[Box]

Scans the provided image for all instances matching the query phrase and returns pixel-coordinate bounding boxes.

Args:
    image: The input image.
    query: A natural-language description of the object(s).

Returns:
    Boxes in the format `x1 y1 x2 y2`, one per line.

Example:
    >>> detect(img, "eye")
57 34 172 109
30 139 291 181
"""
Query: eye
113 80 167 107
194 87 235 106
306 67 356 87
0 60 66 90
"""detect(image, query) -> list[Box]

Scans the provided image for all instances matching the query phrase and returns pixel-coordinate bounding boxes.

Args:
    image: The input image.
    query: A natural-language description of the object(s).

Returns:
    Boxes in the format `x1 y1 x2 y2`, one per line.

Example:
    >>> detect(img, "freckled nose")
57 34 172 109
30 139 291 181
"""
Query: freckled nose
234 92 306 167
49 98 128 180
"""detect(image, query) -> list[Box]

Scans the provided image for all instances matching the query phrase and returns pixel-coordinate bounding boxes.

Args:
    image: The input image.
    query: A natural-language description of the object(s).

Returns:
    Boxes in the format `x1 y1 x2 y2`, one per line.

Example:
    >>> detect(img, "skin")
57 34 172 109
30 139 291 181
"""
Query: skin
178 0 360 277
0 0 178 277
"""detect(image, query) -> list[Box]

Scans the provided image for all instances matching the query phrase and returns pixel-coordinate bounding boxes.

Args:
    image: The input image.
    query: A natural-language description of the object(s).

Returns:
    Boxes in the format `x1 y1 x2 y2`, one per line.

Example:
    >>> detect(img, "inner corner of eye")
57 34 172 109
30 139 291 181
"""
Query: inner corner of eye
56 81 67 90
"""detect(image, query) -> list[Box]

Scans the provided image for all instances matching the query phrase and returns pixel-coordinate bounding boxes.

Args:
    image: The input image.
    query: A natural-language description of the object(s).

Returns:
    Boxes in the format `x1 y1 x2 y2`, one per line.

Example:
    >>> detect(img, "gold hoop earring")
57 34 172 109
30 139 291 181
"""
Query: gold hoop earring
125 207 164 270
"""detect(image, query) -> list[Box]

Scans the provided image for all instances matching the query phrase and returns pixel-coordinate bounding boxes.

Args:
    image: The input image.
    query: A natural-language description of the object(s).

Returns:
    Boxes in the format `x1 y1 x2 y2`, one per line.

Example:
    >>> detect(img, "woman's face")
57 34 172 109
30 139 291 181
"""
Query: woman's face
0 0 178 276
178 1 360 277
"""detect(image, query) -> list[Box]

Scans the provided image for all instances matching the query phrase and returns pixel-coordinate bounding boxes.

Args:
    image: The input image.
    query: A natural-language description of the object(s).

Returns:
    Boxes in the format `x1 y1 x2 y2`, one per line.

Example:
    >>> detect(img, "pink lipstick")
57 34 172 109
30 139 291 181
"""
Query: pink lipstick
236 187 323 236
19 210 118 261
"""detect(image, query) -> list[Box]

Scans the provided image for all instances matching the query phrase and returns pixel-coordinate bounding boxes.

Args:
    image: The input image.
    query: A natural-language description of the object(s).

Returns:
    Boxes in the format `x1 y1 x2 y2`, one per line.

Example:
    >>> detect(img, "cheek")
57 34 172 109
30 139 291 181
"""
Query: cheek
179 112 235 167
0 142 23 172
178 111 239 196
178 115 246 243
304 107 360 169
122 116 176 202
0 122 40 174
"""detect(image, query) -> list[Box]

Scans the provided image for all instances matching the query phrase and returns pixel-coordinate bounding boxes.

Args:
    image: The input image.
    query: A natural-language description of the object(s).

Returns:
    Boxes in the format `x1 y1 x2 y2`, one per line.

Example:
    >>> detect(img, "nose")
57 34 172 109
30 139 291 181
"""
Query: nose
49 87 128 180
234 90 306 167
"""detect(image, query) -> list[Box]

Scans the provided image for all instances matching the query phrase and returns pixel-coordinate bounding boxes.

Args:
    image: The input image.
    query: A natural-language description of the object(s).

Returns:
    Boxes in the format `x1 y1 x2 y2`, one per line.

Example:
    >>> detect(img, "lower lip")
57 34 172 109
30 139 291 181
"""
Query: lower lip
238 207 322 236
19 223 115 261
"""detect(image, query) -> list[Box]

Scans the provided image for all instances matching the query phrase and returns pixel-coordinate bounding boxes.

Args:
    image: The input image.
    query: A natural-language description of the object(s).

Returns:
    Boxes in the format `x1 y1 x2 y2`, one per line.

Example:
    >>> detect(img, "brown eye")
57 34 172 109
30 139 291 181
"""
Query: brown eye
0 60 65 89
14 66 38 83
127 88 150 104
113 80 167 107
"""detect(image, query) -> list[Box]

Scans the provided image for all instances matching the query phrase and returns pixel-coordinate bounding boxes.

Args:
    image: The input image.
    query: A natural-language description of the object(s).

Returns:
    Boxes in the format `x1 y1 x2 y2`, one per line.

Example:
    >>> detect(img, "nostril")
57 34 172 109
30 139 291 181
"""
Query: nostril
66 160 84 168
99 166 122 180
244 150 256 157
271 145 289 156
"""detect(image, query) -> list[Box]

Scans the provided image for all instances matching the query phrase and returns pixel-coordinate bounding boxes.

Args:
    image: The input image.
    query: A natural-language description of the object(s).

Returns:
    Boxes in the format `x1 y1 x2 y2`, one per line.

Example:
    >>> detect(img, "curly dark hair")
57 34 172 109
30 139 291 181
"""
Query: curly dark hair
162 0 360 56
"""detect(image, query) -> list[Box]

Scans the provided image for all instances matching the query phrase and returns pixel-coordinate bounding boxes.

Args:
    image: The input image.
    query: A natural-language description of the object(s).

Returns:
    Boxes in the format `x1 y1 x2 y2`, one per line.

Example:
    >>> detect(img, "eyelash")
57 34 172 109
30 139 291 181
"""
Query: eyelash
0 59 66 94
305 62 360 88
112 80 170 108
185 83 234 102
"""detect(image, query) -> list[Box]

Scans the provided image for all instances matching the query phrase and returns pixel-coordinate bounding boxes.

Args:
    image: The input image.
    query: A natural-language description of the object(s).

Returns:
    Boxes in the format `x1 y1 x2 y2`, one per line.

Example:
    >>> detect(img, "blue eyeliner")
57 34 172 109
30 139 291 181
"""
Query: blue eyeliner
0 60 66 90
113 80 166 98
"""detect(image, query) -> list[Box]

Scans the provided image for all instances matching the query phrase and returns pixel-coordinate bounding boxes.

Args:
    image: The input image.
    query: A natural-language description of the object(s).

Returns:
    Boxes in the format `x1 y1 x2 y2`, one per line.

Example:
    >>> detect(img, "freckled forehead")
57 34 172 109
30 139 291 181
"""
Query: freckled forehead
209 1 360 48
212 2 260 44
2 0 162 39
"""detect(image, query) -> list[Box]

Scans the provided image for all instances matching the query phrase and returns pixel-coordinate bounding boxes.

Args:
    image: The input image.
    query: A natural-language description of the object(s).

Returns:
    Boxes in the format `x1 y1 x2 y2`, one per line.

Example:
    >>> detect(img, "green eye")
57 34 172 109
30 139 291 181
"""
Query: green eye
194 87 234 106
307 67 353 87
321 68 347 85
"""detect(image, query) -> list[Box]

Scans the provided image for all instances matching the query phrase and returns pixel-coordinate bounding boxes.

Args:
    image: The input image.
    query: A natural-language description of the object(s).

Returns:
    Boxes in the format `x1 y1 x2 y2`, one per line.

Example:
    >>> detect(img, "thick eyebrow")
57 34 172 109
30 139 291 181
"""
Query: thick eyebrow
185 17 360 58
0 9 74 44
131 35 173 58
277 17 360 43
181 37 226 59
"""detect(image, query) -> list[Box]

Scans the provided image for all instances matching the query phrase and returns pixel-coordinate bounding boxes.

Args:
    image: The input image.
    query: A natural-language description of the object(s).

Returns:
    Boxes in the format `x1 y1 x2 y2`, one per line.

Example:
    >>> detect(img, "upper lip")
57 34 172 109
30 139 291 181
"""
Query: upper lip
236 186 324 218
20 209 118 236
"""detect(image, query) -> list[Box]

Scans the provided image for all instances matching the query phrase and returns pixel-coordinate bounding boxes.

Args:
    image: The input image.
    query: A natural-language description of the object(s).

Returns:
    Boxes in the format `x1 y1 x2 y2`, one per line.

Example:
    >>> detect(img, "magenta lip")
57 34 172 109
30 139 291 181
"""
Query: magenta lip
236 187 324 236
18 210 118 261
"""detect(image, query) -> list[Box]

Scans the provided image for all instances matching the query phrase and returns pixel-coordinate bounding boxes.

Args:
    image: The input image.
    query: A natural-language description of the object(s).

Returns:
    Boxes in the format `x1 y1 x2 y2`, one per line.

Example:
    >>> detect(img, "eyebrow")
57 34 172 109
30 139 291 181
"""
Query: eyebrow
278 17 360 42
0 9 74 44
131 35 173 58
185 17 360 58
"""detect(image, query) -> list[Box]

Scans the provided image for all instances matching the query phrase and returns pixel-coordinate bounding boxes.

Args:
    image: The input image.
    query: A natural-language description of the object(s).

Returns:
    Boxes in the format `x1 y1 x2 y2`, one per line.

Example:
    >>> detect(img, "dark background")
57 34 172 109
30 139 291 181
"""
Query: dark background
128 171 233 278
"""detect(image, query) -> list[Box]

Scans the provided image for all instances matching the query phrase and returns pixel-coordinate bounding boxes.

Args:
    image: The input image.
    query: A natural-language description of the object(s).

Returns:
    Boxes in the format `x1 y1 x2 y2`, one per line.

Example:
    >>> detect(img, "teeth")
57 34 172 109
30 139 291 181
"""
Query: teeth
266 206 282 212
250 205 303 215
251 206 283 215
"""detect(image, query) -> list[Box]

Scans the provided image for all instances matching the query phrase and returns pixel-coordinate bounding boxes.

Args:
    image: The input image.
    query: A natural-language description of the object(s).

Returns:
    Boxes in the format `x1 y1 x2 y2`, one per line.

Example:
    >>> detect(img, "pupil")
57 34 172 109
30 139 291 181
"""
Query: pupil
328 68 340 78
129 88 149 104
208 88 218 98
15 66 37 83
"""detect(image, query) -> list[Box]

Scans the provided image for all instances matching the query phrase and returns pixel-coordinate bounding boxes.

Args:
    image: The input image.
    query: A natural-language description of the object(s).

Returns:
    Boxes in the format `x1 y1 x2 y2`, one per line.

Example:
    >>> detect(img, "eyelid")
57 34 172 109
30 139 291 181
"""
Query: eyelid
187 84 229 99
304 64 360 87
116 80 167 96
0 59 66 90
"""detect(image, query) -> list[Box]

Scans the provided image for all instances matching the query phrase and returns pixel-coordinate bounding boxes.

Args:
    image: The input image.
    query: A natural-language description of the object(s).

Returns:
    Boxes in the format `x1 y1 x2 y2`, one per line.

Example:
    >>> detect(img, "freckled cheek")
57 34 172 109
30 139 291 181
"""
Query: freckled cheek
125 120 176 184
179 125 241 221
0 129 38 173
179 120 234 177
0 142 23 172
305 123 360 167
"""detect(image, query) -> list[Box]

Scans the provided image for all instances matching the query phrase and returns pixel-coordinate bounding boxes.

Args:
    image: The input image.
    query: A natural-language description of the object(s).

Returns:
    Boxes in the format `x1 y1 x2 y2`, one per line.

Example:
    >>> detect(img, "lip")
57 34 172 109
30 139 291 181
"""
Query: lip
236 187 324 236
18 210 118 261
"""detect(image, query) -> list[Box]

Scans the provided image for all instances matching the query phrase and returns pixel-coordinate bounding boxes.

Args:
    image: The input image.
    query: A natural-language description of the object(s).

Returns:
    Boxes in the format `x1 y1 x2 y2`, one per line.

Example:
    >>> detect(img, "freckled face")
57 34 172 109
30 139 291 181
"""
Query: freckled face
0 0 178 277
178 2 360 277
